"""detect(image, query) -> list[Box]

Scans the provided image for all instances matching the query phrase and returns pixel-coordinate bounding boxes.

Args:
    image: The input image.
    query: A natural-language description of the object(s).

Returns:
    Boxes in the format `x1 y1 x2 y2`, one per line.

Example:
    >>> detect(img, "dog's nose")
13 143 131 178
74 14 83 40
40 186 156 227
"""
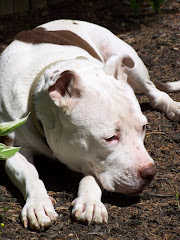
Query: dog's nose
139 163 157 181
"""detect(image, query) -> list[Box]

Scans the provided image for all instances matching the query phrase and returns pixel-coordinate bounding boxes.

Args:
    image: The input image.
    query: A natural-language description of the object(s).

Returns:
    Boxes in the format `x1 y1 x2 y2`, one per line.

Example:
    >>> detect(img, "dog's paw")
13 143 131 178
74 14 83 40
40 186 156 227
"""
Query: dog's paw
71 197 108 224
166 101 180 122
151 92 180 122
21 196 58 230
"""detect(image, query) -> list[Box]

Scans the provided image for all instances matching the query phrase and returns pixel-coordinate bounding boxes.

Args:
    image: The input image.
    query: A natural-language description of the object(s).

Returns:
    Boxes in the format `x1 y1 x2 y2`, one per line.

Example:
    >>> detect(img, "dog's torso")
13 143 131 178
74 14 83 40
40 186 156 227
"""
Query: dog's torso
0 20 145 154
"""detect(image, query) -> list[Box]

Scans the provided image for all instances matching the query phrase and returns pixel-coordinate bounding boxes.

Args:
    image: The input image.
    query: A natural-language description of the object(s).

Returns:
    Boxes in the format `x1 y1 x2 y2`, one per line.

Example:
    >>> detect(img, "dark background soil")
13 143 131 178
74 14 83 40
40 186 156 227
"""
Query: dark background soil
0 0 180 239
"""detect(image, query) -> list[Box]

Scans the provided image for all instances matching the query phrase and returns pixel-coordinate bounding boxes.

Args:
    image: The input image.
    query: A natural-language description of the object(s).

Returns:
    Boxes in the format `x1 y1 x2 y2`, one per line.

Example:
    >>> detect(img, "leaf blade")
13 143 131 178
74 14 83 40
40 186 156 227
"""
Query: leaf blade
0 114 29 136
0 143 20 160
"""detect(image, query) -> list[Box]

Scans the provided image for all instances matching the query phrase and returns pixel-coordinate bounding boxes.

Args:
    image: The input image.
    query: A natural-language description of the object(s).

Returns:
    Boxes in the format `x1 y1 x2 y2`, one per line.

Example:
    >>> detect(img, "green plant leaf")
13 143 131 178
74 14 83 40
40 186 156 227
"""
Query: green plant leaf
0 114 29 136
0 143 20 160
148 0 165 13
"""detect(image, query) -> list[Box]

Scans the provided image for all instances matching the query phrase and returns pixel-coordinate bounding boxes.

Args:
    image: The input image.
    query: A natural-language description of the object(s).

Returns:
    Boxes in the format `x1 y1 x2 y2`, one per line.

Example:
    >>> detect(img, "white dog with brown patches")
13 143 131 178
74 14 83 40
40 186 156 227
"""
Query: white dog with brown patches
0 20 179 230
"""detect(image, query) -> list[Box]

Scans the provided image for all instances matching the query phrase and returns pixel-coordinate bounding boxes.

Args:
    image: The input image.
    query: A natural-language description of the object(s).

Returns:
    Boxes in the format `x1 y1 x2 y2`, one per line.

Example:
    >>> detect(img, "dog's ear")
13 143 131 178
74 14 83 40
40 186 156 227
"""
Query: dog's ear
103 55 134 81
45 70 83 111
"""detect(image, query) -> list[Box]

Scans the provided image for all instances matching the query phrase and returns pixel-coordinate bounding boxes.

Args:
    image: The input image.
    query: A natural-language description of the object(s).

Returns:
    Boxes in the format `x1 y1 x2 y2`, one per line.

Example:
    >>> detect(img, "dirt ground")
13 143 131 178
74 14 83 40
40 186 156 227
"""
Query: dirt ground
0 0 180 239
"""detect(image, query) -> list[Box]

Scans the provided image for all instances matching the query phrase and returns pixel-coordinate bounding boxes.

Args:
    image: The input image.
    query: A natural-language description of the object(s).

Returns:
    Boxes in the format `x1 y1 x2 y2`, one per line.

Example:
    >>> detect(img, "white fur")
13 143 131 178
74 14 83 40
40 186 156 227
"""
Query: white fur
0 20 179 230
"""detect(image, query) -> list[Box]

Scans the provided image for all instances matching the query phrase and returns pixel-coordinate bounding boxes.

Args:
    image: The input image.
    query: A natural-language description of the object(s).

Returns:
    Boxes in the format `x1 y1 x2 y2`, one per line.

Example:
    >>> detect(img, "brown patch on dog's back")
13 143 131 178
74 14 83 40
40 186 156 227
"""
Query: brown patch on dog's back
15 27 102 61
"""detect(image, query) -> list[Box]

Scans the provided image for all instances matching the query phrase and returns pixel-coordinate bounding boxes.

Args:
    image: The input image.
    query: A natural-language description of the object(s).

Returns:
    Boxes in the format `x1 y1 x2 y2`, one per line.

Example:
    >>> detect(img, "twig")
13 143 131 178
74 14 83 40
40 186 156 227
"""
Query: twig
146 131 165 136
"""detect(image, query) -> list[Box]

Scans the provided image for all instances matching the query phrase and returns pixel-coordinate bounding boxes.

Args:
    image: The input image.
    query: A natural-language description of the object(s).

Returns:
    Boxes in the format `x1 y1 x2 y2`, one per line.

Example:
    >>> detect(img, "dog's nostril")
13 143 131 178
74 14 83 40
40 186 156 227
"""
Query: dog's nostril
140 164 157 181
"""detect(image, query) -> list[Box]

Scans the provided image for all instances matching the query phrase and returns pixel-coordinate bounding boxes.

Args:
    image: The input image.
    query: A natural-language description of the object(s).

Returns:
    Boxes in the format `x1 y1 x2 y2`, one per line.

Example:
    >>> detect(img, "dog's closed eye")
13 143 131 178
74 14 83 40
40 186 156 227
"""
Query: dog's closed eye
105 135 119 142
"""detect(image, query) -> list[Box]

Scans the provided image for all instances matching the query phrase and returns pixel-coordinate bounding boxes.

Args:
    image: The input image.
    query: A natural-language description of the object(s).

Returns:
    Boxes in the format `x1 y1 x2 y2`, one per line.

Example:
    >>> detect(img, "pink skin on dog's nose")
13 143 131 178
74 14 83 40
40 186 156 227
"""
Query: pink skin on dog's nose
139 163 157 181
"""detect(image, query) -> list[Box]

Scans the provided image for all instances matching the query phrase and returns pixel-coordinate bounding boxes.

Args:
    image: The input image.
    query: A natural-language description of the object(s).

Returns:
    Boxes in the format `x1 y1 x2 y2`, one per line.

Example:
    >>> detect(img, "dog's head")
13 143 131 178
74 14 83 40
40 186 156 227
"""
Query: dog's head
36 55 156 195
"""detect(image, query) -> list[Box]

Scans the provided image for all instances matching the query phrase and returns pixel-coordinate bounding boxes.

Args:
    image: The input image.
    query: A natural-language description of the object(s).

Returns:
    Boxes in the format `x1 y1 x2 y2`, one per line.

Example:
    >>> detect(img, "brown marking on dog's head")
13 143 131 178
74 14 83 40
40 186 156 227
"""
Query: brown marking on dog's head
14 28 102 61
0 136 14 146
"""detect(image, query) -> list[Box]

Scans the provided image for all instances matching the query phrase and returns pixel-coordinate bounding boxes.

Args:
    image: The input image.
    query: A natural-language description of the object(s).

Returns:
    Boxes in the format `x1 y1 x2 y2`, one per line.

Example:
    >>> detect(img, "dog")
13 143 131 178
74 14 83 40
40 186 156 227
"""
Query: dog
0 20 179 230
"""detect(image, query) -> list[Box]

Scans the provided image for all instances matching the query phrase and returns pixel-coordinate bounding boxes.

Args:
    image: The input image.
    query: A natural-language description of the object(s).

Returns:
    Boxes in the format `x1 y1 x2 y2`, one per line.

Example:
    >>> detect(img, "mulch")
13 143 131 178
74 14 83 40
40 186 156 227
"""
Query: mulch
0 0 180 239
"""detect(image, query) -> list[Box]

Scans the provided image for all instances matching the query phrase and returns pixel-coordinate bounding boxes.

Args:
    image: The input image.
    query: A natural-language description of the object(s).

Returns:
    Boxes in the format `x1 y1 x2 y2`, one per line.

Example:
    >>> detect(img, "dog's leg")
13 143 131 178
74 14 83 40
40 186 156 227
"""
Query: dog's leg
127 71 180 122
155 81 180 93
72 176 108 224
5 151 58 230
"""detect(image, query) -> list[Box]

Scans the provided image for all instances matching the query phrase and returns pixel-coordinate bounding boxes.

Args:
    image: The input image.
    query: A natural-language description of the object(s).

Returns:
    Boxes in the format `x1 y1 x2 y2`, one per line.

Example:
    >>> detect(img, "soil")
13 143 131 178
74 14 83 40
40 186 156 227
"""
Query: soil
0 0 180 239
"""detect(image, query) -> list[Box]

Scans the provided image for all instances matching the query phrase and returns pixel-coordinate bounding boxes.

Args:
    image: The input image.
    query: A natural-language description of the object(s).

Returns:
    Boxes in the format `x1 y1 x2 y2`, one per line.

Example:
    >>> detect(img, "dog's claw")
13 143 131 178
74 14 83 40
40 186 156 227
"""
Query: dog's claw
23 219 28 228
49 196 57 205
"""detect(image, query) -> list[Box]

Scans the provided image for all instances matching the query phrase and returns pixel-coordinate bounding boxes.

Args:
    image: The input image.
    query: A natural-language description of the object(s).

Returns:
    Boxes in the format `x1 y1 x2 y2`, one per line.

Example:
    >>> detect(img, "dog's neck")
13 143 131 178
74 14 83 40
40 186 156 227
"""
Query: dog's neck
28 61 60 140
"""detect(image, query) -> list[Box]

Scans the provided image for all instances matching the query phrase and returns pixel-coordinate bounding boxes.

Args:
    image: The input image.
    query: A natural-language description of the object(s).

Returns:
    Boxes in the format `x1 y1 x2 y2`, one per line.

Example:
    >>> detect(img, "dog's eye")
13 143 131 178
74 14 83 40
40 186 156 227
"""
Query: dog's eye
105 135 119 142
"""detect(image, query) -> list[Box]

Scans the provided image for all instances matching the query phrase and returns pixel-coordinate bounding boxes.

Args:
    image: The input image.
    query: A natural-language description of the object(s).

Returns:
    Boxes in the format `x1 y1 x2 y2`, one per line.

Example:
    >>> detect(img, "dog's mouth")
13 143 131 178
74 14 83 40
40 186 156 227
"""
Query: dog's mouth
113 178 153 195
98 169 154 195
125 179 153 196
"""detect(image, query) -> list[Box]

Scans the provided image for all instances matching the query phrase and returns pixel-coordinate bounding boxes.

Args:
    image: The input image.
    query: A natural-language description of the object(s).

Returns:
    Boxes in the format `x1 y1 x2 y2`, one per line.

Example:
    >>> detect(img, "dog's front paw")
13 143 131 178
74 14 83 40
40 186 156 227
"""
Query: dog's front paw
21 196 58 230
72 197 108 224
